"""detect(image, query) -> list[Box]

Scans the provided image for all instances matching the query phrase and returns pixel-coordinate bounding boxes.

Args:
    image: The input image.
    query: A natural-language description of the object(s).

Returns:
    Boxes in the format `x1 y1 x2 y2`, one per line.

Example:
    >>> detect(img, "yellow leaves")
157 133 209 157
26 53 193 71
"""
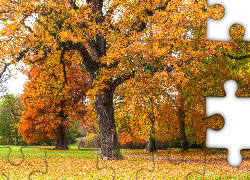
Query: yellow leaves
207 4 225 20
115 70 177 143
59 29 75 42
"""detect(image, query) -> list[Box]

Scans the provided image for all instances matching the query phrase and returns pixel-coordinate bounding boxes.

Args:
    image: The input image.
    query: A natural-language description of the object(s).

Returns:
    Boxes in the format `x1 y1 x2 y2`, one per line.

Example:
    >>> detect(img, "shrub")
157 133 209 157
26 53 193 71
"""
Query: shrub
78 133 169 150
78 133 100 148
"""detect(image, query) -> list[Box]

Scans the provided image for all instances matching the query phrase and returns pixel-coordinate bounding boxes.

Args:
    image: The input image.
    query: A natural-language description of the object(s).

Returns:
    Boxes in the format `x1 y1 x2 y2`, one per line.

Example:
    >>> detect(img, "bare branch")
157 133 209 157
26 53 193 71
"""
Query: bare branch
16 49 30 62
70 0 79 10
20 15 38 37
0 62 10 79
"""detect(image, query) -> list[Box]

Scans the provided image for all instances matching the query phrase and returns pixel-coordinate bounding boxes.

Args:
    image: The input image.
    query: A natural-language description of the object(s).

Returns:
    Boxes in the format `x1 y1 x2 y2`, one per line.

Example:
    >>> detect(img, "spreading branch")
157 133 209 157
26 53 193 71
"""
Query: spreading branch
16 49 30 62
71 44 99 73
226 53 250 60
111 71 136 95
28 48 52 64
56 47 67 98
107 61 119 69
128 0 171 34
70 0 79 10
0 62 10 79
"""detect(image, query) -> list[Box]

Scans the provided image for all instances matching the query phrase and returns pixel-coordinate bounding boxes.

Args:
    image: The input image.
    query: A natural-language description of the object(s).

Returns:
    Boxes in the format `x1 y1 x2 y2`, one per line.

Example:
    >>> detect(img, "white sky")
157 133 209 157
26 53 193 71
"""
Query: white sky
5 63 28 95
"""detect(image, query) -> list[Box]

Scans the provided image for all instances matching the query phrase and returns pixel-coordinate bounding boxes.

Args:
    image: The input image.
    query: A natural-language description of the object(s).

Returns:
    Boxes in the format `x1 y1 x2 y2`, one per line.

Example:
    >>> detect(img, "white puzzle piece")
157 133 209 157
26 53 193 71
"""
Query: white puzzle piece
207 0 250 41
206 80 250 167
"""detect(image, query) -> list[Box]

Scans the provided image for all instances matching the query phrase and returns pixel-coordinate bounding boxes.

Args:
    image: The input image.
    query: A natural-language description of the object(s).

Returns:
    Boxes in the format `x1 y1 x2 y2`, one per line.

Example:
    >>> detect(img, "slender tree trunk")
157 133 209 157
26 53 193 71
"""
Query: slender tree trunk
145 97 156 153
177 109 188 151
55 124 69 150
94 90 122 160
146 130 156 152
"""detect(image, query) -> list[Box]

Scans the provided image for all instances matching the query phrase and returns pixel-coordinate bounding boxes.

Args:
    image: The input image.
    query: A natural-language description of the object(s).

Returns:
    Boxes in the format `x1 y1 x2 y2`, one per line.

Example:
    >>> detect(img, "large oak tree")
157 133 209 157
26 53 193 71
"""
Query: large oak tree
0 0 176 160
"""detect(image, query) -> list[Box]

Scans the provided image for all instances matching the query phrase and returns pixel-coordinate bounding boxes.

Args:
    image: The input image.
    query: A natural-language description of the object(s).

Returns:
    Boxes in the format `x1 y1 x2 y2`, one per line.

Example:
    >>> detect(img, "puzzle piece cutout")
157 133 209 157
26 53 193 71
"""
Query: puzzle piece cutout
206 80 250 167
207 0 250 41
0 147 48 179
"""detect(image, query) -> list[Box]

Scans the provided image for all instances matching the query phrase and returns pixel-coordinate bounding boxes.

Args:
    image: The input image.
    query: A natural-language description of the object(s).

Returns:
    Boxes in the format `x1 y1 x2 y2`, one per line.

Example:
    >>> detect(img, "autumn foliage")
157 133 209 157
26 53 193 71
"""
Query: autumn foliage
1 0 250 157
18 50 90 148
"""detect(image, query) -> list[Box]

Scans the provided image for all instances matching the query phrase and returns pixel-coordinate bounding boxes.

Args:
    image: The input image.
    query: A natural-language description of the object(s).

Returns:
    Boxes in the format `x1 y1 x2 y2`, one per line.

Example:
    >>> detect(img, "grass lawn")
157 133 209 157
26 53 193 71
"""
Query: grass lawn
0 145 249 179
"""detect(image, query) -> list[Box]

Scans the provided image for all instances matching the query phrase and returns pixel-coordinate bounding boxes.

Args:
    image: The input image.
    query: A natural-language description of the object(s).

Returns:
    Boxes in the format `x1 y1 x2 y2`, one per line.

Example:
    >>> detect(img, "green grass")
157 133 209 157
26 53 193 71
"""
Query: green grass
0 145 249 179
0 145 98 159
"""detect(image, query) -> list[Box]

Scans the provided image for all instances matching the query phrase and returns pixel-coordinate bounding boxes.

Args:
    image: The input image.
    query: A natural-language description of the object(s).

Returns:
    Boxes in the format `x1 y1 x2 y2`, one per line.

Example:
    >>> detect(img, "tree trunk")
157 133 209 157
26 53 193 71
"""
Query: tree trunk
77 0 133 160
145 97 156 153
178 109 188 151
55 124 69 150
94 90 122 160
146 130 156 152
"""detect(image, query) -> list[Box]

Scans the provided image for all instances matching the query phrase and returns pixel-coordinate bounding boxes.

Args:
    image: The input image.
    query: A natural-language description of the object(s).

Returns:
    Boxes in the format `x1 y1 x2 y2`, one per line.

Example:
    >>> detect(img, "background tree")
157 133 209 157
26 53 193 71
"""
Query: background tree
0 61 10 94
0 79 9 94
0 93 24 145
18 50 90 150
115 0 234 151
115 71 175 152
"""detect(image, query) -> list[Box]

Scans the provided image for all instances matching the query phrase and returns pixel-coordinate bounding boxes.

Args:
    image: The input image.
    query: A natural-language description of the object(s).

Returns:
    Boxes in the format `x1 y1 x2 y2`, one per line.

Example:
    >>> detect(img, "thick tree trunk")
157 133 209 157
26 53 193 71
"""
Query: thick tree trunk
94 90 122 160
78 0 133 160
178 109 188 151
55 124 69 150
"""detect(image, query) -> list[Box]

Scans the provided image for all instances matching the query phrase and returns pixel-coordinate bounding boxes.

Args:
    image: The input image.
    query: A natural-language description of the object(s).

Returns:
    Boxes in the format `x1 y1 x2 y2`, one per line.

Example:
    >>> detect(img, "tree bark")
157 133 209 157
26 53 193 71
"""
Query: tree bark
55 124 69 150
177 109 188 151
73 0 136 160
146 98 157 153
146 130 156 152
94 90 122 160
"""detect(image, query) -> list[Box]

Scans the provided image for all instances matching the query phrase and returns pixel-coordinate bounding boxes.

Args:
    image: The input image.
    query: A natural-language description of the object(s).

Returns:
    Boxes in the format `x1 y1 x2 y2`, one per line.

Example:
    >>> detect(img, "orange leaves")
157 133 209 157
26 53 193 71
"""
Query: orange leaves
2 0 248 155
115 70 175 144
207 4 225 21
18 50 90 143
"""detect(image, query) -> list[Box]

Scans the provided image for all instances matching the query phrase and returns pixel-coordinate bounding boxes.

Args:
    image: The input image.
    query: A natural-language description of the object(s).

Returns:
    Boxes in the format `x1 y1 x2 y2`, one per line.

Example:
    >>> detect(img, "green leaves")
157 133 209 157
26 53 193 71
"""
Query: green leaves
0 94 24 145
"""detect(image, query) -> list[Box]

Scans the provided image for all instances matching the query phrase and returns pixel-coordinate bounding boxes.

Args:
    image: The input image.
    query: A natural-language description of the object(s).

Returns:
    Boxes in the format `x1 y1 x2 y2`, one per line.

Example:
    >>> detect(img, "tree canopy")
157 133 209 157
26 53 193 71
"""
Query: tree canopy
1 0 250 158
18 50 90 149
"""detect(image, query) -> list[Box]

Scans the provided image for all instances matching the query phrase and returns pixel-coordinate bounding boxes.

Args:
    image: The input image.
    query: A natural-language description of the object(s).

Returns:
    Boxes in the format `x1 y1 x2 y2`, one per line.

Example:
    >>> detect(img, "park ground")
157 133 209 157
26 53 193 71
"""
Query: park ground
0 145 250 179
